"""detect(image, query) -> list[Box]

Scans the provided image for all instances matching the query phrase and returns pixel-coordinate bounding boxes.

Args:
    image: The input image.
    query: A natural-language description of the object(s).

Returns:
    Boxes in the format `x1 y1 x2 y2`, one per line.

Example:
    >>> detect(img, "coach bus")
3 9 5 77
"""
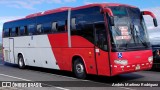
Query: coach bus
2 3 158 79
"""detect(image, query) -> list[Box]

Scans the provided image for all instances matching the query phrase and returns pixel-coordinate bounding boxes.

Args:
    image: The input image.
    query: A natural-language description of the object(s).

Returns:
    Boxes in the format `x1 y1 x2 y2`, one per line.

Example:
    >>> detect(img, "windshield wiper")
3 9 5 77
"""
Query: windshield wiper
124 24 134 50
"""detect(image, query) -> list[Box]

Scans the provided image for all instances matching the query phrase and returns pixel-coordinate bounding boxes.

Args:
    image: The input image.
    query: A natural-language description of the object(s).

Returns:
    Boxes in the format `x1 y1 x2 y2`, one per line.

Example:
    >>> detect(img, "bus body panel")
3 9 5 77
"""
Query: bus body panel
95 49 110 76
3 35 60 69
48 35 98 74
2 3 155 77
110 50 152 76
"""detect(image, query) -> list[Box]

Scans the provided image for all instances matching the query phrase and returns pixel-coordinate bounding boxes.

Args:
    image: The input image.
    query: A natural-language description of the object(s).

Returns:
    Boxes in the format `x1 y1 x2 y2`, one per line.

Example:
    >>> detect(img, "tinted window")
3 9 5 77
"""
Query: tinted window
11 28 16 37
72 7 104 31
37 24 42 34
71 23 94 43
15 27 20 36
95 23 108 51
43 23 51 33
110 7 127 17
28 24 35 35
52 22 58 32
20 26 25 35
24 26 28 35
3 29 9 37
9 28 11 37
20 26 28 36
58 21 66 32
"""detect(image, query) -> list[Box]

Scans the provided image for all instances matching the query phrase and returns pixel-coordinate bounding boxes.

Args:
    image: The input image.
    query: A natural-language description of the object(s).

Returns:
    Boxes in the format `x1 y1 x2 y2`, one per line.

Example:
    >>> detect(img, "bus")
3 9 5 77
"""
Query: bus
2 3 158 79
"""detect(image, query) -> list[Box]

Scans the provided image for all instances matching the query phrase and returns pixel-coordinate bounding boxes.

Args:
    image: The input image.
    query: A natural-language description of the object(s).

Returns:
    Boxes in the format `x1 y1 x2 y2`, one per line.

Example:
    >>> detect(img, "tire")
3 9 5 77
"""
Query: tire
18 55 25 69
73 58 86 79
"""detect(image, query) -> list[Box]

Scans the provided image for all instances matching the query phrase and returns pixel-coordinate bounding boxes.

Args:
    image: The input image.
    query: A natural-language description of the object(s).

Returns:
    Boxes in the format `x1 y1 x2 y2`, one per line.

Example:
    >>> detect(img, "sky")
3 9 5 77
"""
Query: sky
0 0 160 44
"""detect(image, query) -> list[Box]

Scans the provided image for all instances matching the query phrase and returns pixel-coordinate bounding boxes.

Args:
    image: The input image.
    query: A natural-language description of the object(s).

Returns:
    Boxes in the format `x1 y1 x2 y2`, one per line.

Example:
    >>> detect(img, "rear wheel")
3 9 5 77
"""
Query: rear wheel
73 58 86 79
18 55 25 69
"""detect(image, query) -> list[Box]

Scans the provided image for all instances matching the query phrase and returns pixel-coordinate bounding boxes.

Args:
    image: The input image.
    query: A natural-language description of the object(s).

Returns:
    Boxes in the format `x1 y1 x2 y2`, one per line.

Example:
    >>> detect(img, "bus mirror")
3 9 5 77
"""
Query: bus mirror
153 19 158 27
102 8 114 17
110 16 114 26
142 11 158 27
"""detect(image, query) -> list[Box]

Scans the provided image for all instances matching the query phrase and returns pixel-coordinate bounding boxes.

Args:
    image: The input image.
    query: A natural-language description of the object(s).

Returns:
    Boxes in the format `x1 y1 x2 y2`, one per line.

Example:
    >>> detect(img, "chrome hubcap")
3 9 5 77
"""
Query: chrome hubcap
76 64 84 73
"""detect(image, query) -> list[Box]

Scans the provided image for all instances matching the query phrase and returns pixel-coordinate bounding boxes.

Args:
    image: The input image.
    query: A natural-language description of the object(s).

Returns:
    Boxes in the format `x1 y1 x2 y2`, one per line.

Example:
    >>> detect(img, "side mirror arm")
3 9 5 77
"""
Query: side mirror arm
142 11 158 27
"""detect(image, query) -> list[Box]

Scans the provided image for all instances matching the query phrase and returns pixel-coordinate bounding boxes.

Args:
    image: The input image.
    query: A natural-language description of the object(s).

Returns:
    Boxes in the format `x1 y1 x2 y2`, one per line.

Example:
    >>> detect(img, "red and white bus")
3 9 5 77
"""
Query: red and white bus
2 3 158 78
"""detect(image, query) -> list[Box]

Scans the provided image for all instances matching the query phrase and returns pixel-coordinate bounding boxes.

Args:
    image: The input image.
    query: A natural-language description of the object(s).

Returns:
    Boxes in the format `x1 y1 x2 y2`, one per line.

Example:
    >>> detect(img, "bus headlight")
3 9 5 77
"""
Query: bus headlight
114 60 128 65
148 56 153 62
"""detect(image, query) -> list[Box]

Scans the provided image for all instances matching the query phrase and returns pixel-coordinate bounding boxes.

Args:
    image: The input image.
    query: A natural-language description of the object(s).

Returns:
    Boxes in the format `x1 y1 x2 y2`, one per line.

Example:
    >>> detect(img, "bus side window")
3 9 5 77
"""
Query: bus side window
24 26 28 35
28 24 35 35
4 29 9 37
20 26 28 36
52 22 58 33
15 27 20 36
20 26 24 36
95 23 108 51
71 18 76 30
11 28 16 37
43 23 51 34
37 24 42 34
9 28 11 37
58 21 65 32
65 20 67 31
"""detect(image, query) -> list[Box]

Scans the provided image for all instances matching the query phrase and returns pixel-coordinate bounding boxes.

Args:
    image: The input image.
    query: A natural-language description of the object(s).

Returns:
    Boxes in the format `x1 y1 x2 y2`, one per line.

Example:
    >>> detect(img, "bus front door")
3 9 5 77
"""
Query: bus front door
9 38 15 63
94 23 111 76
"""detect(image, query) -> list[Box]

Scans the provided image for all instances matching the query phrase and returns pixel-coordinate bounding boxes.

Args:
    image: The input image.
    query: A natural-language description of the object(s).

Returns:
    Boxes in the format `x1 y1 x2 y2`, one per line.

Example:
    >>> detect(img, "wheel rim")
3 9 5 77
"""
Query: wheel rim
76 64 84 74
19 58 23 67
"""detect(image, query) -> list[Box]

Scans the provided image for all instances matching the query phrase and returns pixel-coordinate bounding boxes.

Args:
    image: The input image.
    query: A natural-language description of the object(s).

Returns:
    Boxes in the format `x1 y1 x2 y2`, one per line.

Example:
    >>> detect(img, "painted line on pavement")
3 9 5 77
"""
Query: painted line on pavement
0 73 70 90
25 69 136 90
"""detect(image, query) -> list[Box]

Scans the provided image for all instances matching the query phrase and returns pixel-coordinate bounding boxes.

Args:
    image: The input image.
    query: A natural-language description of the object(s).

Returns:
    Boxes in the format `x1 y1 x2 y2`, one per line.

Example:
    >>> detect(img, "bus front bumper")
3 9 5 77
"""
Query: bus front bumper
111 62 153 76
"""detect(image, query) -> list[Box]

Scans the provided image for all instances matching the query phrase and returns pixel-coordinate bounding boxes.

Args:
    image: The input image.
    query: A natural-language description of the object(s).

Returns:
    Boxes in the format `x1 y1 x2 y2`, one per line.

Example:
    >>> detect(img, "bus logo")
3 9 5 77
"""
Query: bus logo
2 82 11 87
118 53 123 58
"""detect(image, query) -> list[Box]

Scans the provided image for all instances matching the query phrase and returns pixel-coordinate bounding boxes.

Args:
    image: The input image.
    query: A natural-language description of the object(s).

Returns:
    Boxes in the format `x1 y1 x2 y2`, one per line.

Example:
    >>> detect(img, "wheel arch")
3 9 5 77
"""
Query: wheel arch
17 52 26 65
71 55 88 74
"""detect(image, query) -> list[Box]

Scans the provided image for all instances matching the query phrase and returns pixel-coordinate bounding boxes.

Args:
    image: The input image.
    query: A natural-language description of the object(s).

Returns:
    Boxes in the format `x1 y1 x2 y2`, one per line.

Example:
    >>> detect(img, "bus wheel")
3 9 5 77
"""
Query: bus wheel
18 55 25 69
73 58 86 79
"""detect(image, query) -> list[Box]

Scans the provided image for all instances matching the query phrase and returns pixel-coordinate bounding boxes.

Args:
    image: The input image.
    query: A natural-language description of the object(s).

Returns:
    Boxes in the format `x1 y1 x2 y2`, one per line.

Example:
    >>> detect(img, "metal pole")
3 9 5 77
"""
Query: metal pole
68 8 71 47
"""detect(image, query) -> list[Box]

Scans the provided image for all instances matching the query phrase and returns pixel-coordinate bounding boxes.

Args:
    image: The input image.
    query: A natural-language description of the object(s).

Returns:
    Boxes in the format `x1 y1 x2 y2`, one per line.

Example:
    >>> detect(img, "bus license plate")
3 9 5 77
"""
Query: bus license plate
135 65 140 70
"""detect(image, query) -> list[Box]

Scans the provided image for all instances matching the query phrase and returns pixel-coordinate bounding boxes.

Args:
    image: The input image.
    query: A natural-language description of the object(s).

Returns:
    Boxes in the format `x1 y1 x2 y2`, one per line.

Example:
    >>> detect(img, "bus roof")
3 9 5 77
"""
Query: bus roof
5 3 137 23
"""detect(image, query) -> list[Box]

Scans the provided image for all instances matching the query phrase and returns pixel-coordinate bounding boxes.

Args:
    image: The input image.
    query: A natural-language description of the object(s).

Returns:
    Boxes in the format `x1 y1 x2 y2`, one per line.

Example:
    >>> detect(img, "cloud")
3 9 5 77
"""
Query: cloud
0 0 77 10
83 0 107 5
142 7 160 44
137 7 160 44
64 0 76 3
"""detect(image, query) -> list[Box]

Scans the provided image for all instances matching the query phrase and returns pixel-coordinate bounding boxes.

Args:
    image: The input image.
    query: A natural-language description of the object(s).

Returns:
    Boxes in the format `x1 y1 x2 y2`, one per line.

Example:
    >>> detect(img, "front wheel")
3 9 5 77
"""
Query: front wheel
73 59 86 79
18 55 25 69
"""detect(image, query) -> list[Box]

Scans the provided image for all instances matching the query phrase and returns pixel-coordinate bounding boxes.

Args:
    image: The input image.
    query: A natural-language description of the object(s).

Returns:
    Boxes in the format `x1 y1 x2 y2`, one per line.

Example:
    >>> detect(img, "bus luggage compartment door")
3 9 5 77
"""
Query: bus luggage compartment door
9 38 15 63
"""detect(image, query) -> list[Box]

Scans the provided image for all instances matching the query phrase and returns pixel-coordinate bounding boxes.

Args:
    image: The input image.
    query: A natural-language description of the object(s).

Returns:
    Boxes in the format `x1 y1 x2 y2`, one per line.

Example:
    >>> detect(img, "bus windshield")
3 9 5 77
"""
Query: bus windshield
108 6 150 51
